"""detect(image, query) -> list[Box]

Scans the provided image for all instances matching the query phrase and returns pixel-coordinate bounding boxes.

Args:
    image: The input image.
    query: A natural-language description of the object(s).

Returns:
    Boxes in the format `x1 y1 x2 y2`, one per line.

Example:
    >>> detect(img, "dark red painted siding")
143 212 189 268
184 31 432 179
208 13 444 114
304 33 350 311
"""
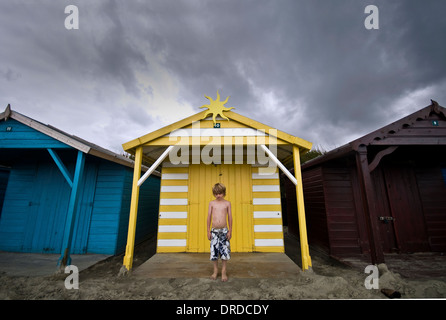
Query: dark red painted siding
287 167 329 250
322 166 363 257
416 165 446 252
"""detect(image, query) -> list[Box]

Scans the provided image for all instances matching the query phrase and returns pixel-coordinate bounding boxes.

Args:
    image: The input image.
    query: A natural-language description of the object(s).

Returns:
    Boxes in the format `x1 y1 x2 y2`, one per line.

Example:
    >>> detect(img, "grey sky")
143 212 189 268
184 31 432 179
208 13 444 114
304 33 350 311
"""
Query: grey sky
1 0 445 153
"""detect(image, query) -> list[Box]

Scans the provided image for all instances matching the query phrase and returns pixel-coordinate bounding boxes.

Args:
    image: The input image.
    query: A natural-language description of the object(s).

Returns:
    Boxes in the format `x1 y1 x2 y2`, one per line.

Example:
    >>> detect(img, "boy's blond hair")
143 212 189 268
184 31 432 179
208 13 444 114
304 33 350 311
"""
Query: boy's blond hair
212 183 226 196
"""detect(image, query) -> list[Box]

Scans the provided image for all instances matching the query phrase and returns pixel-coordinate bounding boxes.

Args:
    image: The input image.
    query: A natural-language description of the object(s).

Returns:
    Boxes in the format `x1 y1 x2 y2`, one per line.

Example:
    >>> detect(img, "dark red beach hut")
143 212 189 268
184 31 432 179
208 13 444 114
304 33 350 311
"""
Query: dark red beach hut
285 100 446 264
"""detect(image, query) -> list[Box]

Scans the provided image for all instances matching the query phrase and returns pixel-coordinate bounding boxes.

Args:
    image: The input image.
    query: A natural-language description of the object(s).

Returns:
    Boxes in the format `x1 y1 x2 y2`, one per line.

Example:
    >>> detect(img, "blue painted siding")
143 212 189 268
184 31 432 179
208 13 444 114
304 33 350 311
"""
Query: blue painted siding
0 119 70 149
71 161 98 254
87 162 161 255
0 154 98 253
87 161 126 254
0 163 36 251
24 160 71 253
115 168 161 254
0 119 161 256
135 172 160 242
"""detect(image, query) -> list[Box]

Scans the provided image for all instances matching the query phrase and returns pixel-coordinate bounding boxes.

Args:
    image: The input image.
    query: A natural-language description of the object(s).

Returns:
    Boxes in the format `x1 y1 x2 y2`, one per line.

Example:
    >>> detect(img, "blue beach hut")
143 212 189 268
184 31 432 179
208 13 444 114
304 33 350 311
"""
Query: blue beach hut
0 105 160 267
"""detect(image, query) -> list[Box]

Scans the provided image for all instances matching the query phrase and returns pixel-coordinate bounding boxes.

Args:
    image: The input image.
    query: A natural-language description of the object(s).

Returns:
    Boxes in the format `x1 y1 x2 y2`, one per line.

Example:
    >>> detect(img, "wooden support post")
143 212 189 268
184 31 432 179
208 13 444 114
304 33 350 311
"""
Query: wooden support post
121 146 143 273
292 146 312 271
356 146 384 264
58 150 86 269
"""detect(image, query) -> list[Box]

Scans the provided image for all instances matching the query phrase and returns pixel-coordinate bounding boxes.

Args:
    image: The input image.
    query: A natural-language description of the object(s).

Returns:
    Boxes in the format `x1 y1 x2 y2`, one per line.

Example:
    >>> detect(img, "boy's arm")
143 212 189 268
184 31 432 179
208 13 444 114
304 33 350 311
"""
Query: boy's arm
206 202 212 240
227 201 233 240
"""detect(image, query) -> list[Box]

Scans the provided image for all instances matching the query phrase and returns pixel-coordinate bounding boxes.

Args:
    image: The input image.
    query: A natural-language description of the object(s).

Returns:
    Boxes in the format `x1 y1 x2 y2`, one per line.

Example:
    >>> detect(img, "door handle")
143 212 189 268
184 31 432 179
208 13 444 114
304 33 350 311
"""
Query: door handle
379 216 394 222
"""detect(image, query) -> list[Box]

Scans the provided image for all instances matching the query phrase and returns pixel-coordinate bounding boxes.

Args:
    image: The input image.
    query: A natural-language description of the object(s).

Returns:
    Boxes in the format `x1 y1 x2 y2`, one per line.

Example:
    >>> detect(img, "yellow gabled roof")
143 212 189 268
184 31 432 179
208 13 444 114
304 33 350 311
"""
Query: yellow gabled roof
122 110 312 155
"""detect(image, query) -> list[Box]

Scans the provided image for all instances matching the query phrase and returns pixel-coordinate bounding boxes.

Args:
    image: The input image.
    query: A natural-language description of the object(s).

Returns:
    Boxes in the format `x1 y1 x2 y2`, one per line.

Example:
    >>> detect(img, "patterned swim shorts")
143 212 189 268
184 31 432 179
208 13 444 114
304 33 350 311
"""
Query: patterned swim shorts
210 228 231 261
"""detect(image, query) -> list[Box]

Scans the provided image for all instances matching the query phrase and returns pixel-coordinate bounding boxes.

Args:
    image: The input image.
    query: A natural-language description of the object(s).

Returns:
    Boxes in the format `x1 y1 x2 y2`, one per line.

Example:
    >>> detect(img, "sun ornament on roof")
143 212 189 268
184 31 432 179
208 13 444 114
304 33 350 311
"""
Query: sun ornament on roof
200 91 234 124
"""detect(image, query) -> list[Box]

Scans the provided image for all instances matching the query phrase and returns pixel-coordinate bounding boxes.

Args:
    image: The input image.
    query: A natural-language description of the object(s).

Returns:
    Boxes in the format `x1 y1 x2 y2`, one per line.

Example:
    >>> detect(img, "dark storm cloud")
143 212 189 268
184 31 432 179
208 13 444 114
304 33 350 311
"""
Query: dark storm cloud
139 0 446 148
1 0 445 152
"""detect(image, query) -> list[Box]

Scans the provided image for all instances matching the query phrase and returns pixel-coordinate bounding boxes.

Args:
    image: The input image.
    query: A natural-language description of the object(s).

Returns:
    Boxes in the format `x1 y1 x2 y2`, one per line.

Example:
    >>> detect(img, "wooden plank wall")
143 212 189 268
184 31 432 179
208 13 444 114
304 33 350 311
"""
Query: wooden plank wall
88 161 160 255
87 161 124 254
0 162 40 251
415 164 446 252
0 119 70 149
298 167 330 250
0 153 160 255
322 166 362 256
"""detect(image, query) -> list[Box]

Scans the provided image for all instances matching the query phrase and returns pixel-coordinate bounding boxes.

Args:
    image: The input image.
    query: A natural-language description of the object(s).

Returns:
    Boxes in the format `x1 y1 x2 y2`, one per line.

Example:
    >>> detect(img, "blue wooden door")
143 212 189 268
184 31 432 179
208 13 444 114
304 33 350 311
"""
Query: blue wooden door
24 162 71 253
22 159 97 254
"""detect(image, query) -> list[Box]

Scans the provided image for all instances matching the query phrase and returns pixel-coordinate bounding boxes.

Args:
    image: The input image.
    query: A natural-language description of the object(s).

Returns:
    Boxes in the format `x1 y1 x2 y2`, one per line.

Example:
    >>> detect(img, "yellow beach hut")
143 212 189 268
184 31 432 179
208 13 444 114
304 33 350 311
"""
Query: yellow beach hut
121 92 313 272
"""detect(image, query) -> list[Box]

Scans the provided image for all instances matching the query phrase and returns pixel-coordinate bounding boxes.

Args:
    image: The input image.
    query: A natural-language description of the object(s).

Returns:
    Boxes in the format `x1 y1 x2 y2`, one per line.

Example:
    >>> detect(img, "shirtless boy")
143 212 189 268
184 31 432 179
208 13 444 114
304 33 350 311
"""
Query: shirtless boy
207 183 233 282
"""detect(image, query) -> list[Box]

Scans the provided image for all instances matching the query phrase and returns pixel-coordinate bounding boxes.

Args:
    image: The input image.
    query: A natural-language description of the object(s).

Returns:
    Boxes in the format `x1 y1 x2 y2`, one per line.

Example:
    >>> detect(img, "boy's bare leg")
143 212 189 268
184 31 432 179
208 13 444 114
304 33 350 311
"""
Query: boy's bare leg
211 260 218 280
221 260 228 282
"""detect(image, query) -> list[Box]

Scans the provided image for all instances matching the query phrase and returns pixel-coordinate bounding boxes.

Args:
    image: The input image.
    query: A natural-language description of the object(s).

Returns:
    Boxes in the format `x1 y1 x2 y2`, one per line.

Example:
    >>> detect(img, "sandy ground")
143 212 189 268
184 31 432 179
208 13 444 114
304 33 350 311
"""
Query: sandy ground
0 232 445 300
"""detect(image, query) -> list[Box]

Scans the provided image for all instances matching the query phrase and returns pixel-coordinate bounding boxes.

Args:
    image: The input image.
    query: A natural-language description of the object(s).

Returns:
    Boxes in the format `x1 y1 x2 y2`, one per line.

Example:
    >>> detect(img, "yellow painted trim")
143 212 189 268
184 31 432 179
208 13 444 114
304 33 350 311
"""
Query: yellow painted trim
160 192 188 199
157 247 187 253
146 136 289 146
122 146 143 271
293 145 312 271
254 247 284 253
159 205 188 212
226 111 312 150
253 218 283 225
251 179 280 186
157 232 187 239
252 204 282 211
122 110 208 151
254 232 284 239
158 218 187 225
122 110 312 153
251 167 278 173
182 120 250 129
252 191 281 198
162 167 190 173
161 180 189 186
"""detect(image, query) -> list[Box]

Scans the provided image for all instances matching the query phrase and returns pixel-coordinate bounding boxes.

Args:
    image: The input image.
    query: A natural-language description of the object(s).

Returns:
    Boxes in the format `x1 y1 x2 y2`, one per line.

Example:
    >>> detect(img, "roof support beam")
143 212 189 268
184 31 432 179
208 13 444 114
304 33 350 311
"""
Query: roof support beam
368 146 398 172
260 144 297 185
138 146 174 187
47 148 73 187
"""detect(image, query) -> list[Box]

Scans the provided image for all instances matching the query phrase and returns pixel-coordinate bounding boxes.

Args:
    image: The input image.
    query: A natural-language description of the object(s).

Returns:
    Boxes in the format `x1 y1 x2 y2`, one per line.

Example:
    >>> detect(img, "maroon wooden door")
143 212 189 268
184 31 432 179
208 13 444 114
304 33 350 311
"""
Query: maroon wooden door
383 164 430 253
372 168 398 253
